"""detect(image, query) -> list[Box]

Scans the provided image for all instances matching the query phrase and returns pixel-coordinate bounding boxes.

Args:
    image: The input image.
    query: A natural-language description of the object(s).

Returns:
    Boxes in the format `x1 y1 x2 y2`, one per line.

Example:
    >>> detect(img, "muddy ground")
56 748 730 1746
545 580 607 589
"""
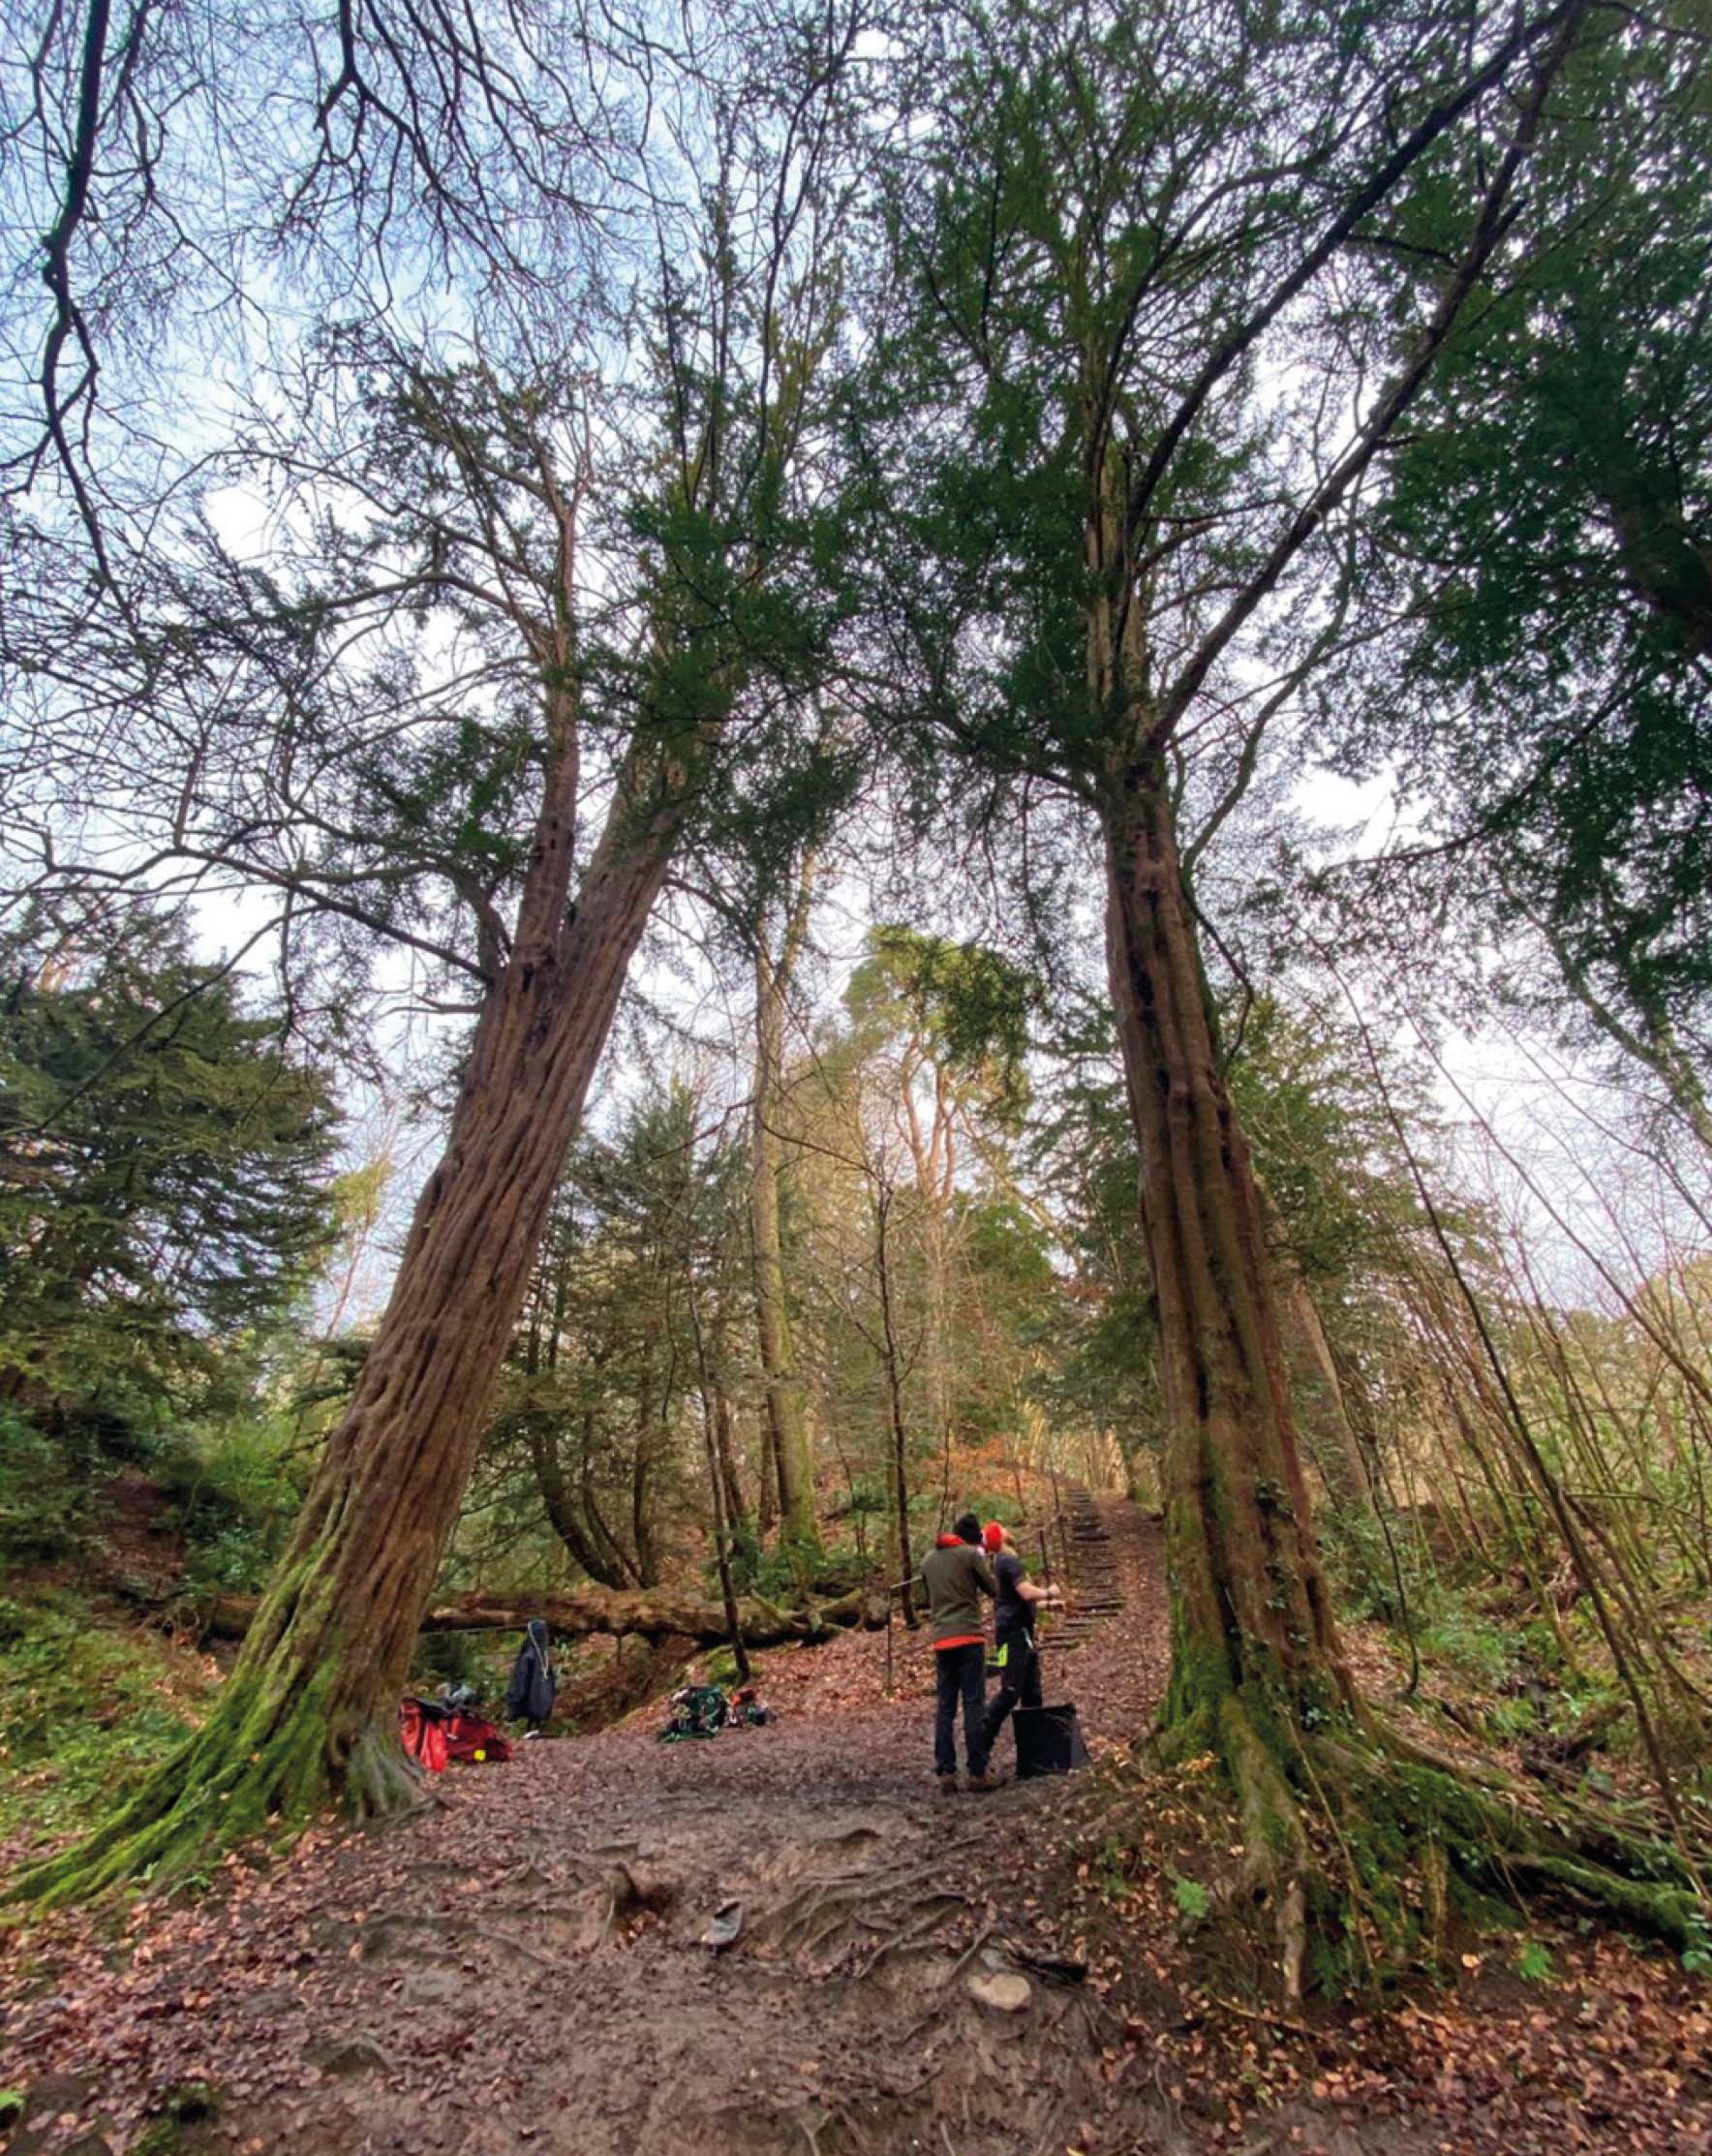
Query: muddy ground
4 1501 1709 2156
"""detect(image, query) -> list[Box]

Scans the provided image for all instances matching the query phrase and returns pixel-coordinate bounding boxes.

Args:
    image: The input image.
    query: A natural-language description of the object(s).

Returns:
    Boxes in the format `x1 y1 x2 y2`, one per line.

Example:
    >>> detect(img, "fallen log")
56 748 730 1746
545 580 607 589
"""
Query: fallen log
197 1582 892 1650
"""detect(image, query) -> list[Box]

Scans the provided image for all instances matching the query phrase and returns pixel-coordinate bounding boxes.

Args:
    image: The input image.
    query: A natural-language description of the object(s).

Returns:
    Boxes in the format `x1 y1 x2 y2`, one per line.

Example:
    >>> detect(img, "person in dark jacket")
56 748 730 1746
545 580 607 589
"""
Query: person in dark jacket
504 1618 557 1735
918 1512 998 1794
979 1522 1061 1758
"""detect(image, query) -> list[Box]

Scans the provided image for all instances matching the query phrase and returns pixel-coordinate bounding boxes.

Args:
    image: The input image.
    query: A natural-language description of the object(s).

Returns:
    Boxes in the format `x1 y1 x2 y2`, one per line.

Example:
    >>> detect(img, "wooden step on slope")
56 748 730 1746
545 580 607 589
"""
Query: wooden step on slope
1040 1484 1128 1656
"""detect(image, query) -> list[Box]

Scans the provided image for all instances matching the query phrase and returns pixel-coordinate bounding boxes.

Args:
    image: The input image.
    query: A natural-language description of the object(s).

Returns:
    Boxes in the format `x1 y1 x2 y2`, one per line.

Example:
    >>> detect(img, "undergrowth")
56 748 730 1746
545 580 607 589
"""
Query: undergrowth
0 1593 217 1855
152 1423 305 1596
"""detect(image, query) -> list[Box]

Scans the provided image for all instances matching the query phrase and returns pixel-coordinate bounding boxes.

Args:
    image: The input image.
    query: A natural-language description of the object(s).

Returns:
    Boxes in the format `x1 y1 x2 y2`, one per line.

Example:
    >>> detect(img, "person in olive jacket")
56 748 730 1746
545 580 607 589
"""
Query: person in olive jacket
918 1512 999 1792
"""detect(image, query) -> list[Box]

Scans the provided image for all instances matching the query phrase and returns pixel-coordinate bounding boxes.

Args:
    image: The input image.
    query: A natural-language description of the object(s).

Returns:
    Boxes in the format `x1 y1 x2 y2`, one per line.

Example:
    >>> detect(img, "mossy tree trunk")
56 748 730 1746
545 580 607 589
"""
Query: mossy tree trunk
1097 748 1703 1987
21 747 689 1905
1101 756 1348 1736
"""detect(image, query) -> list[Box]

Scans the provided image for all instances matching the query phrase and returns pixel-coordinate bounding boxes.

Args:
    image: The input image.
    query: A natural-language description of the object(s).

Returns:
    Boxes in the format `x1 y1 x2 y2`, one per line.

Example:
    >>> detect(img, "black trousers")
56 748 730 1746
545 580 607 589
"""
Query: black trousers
982 1628 1043 1751
933 1642 990 1776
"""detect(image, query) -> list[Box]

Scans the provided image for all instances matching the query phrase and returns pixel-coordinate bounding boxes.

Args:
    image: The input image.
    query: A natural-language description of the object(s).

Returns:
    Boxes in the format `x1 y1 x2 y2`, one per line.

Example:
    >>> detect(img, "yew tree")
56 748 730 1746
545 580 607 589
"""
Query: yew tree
1329 7 1712 1142
13 0 868 1901
858 0 1705 1983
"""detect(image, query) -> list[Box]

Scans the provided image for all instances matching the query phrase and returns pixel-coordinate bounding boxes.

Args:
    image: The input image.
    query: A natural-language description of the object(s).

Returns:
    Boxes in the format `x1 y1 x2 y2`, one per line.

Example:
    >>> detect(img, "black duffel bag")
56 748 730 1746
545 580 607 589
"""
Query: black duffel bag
1013 1701 1088 1779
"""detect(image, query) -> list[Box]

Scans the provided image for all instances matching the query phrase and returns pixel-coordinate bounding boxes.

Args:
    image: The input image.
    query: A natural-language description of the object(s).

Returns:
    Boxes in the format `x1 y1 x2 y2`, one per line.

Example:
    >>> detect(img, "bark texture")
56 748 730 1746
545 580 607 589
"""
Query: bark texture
21 756 688 1905
1094 759 1703 1989
1102 759 1346 1739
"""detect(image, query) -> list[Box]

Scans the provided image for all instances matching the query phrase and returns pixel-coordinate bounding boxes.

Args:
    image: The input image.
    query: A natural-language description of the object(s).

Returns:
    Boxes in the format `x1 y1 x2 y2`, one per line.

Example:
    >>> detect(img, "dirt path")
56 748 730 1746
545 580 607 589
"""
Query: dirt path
3 1499 1168 2156
5 1501 1710 2156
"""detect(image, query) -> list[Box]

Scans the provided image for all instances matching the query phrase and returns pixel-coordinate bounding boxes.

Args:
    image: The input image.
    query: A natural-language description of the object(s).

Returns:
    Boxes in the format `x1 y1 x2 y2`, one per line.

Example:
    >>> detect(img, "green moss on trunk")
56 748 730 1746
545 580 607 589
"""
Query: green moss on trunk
1160 1673 1706 1995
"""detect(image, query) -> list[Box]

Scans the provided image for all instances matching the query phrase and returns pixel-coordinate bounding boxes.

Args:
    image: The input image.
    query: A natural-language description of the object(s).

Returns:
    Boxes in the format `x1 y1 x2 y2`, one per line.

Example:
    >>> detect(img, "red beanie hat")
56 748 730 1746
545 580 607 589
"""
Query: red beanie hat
982 1521 1004 1553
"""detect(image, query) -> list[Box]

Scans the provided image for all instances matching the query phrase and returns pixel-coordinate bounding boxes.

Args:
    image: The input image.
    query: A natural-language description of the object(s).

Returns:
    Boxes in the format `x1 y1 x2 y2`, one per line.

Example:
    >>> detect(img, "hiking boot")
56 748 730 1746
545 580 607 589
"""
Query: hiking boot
935 1772 960 1797
964 1769 1004 1793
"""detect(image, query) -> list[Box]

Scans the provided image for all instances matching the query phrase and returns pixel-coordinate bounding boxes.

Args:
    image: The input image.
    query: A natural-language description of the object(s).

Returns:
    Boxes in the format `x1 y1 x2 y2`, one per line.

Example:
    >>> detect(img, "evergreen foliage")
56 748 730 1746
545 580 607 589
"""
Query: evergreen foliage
0 903 337 1408
1336 10 1712 1087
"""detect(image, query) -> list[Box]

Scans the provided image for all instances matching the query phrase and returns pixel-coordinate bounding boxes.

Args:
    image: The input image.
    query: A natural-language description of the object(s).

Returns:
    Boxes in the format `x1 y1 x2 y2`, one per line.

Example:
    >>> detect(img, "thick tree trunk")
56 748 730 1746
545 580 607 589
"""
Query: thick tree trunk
1100 759 1347 1740
1098 756 1360 1994
22 773 685 1903
1093 760 1700 1990
749 879 819 1555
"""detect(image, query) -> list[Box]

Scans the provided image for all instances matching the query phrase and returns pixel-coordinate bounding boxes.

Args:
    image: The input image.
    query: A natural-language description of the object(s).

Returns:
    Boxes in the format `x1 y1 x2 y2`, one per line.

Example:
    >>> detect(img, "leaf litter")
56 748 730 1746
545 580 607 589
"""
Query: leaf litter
2 1501 1707 2155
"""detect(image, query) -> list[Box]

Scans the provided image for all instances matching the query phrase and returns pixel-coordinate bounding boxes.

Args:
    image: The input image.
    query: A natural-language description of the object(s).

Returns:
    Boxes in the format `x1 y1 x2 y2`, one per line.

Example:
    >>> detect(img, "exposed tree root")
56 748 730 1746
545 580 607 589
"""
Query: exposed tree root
755 1851 974 1973
1164 1687 1706 2002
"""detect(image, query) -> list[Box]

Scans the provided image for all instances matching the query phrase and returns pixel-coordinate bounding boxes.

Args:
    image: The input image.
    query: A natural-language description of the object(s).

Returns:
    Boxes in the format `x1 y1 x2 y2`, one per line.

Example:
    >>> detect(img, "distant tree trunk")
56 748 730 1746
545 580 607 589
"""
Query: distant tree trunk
687 1282 751 1683
1100 750 1348 1894
714 1384 749 1540
1271 1257 1379 1532
756 1418 780 1537
702 1408 751 1685
25 743 691 1903
545 1258 569 1370
630 1313 665 1589
527 1412 636 1589
749 854 820 1555
901 1050 957 1512
523 1274 546 1376
578 1413 640 1587
873 1186 915 1623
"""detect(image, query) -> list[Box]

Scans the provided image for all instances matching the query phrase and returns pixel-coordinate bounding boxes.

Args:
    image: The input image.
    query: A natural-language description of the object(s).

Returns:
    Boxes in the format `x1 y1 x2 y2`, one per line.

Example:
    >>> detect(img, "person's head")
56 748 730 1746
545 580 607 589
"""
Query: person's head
982 1521 1004 1555
528 1618 550 1653
953 1510 982 1546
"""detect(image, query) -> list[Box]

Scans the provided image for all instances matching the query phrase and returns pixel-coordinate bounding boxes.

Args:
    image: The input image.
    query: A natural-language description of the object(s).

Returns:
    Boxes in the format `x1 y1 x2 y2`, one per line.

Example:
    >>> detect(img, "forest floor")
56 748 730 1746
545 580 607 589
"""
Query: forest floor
3 1497 1709 2156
